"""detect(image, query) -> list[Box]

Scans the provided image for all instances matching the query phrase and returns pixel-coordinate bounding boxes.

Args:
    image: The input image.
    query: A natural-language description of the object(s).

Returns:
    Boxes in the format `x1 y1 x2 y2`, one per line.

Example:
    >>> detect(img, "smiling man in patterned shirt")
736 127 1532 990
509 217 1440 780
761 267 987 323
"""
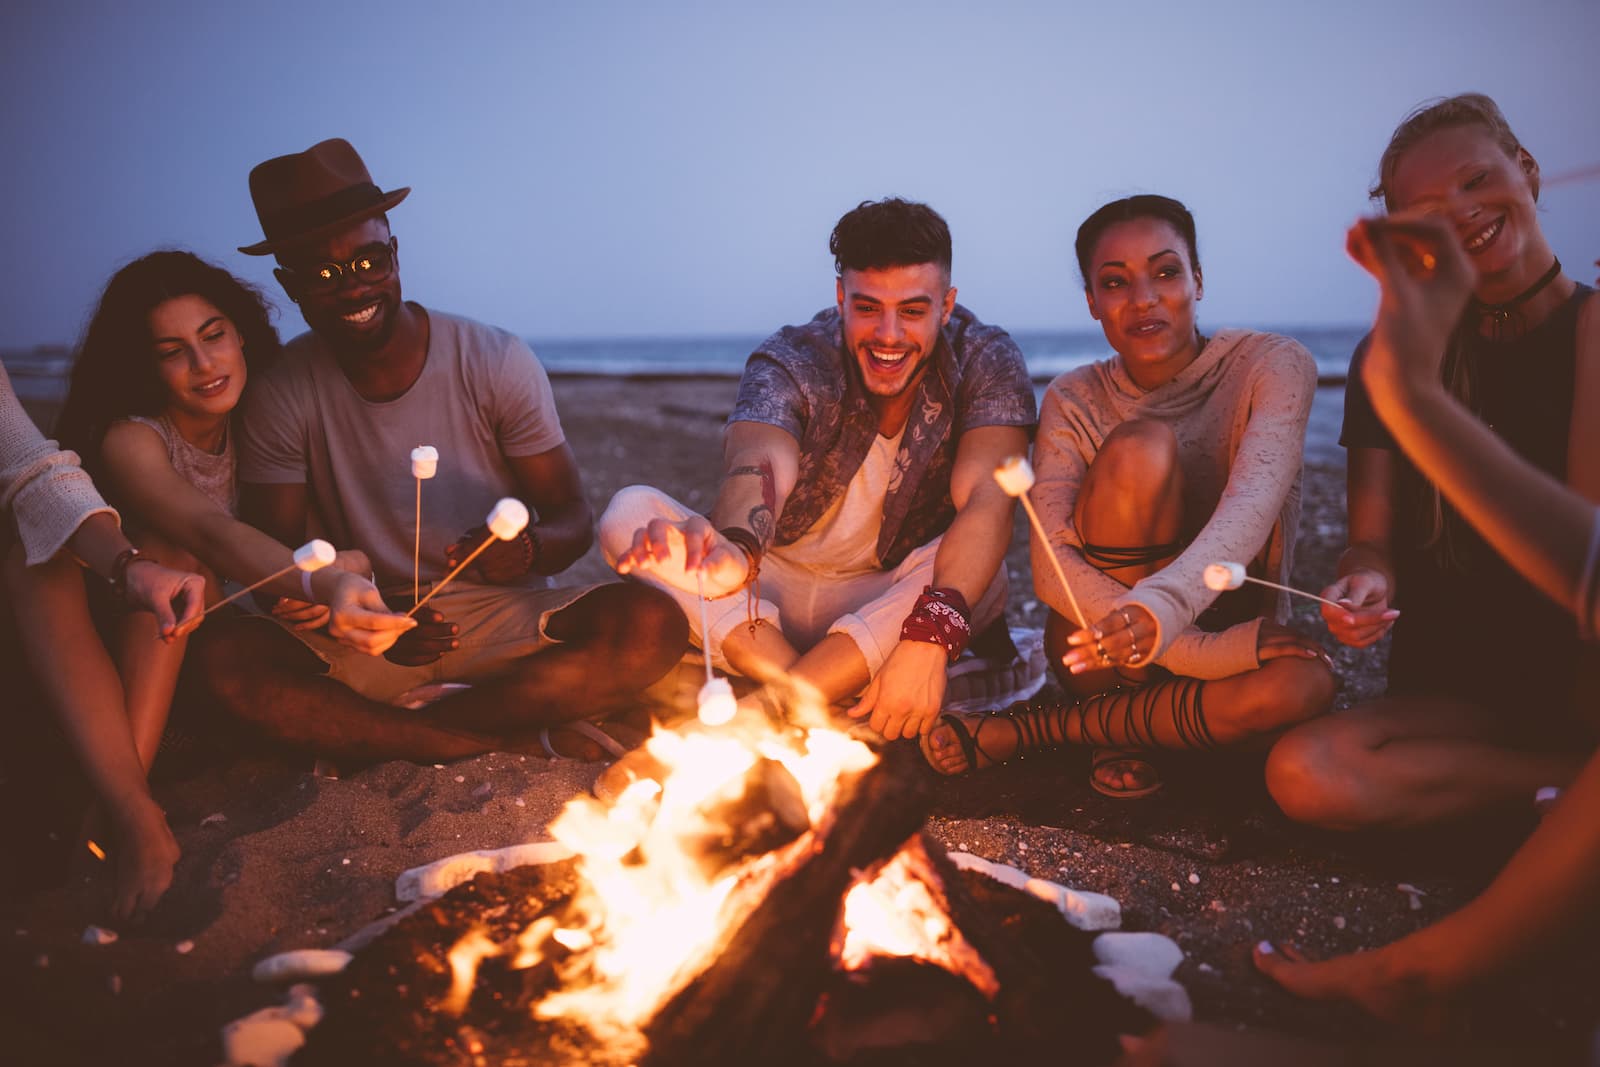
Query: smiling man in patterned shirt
602 198 1035 740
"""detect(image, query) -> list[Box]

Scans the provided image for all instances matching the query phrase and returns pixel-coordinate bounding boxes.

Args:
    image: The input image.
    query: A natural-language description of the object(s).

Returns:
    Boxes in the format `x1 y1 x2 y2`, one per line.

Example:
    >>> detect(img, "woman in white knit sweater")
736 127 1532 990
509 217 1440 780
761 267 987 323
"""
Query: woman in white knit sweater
924 195 1335 796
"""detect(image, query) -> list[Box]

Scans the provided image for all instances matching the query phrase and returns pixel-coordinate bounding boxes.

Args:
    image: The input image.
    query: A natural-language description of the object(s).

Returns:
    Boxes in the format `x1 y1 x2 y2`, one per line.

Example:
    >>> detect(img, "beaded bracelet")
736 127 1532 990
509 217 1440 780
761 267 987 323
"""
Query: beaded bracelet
899 585 973 663
716 526 766 633
109 547 156 601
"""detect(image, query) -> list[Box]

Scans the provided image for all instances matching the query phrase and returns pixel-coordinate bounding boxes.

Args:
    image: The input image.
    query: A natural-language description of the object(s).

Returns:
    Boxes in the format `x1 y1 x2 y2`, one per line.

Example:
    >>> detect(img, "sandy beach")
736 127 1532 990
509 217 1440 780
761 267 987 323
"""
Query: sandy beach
0 375 1592 1065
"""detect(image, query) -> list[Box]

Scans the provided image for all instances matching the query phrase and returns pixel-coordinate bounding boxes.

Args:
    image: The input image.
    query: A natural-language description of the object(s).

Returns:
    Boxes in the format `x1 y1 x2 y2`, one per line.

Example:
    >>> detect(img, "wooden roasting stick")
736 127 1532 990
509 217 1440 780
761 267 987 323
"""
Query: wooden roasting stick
994 456 1090 630
410 446 438 607
1202 561 1344 612
200 538 336 618
407 498 529 618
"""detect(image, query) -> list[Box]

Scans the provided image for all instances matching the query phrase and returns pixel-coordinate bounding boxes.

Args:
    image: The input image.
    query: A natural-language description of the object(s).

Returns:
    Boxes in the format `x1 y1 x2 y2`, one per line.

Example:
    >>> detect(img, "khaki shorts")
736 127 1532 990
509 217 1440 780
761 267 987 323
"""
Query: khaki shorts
260 579 598 705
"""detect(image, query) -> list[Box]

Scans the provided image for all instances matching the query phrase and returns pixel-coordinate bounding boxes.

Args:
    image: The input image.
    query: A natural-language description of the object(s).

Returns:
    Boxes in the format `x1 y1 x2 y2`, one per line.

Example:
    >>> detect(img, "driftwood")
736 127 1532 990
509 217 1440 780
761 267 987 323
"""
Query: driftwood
642 741 932 1066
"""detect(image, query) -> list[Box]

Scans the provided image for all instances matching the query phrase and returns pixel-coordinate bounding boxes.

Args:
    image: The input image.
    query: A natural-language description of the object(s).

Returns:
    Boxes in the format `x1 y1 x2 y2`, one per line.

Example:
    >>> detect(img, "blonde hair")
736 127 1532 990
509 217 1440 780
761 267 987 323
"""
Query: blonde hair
1372 93 1535 568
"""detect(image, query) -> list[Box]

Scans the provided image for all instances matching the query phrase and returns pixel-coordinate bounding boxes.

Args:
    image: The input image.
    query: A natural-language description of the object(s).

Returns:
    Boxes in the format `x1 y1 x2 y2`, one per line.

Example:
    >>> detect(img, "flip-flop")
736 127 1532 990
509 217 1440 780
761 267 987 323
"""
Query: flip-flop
539 721 630 763
1090 747 1163 799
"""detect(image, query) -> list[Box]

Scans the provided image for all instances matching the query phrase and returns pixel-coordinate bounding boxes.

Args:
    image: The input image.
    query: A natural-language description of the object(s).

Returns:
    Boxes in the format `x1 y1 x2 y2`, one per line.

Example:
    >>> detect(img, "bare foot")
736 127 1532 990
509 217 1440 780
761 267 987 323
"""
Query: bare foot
920 710 1020 775
109 802 179 922
1091 748 1162 798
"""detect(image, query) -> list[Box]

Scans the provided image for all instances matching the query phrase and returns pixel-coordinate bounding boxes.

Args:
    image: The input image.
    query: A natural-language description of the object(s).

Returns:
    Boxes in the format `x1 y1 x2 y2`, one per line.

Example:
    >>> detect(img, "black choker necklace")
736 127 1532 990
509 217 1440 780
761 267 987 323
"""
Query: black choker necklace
1471 258 1562 339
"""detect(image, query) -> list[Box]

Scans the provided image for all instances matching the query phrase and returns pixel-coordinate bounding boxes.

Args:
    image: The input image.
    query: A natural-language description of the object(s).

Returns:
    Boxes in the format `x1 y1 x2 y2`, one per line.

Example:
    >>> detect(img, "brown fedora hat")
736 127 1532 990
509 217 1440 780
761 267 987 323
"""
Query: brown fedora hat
239 138 410 256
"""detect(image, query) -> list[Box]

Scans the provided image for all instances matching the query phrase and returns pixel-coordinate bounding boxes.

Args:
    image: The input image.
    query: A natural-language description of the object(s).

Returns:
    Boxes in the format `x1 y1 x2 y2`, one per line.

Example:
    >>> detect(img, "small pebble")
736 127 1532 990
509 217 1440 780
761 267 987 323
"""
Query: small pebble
471 783 493 799
433 764 445 770
1333 916 1347 930
1170 882 1182 892
341 858 351 866
454 775 466 784
514 798 525 807
1187 873 1200 885
82 925 118 946
1330 876 1341 884
1197 962 1219 975
1208 900 1226 912
200 812 227 827
175 940 195 955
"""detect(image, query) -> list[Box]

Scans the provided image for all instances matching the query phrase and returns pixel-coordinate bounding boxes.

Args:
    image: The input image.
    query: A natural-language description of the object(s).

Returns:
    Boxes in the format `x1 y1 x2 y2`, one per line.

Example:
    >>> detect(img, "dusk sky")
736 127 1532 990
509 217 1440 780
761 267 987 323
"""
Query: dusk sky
2 0 1596 350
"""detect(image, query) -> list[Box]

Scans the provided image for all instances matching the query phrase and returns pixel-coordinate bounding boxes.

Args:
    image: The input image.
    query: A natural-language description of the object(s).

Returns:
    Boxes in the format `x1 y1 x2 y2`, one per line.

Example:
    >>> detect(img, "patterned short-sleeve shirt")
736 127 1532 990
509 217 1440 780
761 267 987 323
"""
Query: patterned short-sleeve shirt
731 304 1035 568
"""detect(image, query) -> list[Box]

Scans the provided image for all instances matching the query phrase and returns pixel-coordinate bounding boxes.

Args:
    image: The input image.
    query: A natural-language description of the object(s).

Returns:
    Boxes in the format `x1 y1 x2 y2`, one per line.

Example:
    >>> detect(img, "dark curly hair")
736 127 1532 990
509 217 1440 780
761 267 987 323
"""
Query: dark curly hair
1074 194 1201 290
829 198 952 275
55 250 280 475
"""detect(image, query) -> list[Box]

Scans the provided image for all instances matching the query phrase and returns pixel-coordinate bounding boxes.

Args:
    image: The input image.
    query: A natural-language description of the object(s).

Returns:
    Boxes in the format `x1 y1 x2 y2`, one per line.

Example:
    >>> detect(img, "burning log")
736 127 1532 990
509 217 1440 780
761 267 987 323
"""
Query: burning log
641 741 933 1065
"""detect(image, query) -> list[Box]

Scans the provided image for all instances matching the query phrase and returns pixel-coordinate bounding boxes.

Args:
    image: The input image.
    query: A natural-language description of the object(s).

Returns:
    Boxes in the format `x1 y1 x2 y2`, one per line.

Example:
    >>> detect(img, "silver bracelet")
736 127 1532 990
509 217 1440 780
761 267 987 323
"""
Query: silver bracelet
1577 505 1600 640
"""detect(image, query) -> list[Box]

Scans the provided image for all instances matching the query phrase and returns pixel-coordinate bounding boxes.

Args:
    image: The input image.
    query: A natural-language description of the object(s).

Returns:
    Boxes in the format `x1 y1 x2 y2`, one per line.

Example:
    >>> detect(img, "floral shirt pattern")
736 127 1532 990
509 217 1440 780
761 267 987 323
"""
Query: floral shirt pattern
731 304 1035 568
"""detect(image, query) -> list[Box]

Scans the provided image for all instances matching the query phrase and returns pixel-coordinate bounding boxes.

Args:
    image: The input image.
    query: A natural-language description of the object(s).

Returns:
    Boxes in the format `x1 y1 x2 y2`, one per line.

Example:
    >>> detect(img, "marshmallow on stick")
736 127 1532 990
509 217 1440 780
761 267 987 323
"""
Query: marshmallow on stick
202 539 336 617
410 446 439 606
1203 561 1344 611
408 499 529 617
994 456 1090 631
693 568 738 725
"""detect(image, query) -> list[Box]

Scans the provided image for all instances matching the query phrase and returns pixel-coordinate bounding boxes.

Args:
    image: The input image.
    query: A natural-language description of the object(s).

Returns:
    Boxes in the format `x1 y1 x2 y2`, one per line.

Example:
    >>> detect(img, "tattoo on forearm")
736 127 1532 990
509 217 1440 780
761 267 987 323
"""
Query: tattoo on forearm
730 462 777 550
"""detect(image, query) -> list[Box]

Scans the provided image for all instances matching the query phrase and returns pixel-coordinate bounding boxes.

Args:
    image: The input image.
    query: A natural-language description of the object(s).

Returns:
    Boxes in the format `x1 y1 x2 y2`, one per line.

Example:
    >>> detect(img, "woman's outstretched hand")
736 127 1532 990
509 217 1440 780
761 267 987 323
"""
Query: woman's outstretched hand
124 560 206 641
1253 939 1458 1034
1345 212 1476 394
1318 568 1399 647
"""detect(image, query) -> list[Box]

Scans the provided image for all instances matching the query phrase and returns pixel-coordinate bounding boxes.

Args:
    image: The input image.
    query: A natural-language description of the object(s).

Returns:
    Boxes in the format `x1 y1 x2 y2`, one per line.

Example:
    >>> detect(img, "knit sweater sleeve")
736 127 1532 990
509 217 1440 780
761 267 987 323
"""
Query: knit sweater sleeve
1122 335 1317 675
0 363 118 564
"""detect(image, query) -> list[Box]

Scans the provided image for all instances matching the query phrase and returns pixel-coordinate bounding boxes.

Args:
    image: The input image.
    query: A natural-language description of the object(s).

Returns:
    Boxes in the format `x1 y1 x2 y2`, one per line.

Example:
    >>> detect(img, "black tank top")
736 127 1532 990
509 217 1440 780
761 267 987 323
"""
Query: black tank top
1342 284 1594 715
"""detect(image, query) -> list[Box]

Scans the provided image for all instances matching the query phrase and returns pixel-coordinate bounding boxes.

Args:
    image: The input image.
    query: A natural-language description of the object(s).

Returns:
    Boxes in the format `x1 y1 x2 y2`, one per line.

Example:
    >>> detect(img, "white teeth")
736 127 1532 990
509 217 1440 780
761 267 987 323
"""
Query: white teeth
343 303 379 324
869 348 906 363
1466 218 1502 250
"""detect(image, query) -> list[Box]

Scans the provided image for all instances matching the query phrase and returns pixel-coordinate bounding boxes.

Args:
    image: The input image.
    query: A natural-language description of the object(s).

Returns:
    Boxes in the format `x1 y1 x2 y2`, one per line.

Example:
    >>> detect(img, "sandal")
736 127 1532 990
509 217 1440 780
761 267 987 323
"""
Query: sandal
922 703 1058 777
539 721 631 763
1090 747 1164 799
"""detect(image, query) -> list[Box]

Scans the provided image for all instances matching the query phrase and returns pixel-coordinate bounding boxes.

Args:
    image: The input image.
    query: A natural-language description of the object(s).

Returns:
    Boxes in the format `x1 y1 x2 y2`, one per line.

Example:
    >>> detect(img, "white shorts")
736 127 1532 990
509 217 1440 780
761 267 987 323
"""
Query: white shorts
598 485 1006 676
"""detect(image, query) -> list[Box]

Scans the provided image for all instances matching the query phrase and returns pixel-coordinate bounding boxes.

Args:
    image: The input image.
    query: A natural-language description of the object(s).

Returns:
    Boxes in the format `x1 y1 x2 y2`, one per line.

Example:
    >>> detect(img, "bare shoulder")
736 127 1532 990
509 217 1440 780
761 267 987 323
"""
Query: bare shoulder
100 419 169 465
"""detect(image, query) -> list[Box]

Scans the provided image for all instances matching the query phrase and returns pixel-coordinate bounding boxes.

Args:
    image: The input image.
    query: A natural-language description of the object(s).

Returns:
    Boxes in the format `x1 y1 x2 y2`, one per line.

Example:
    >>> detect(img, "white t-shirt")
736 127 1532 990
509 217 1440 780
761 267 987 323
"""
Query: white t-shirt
778 426 906 578
238 308 565 587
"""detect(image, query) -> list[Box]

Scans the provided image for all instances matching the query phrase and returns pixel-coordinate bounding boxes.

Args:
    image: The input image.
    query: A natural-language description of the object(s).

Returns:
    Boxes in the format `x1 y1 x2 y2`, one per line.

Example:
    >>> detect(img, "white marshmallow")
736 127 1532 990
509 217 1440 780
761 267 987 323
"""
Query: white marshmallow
410 445 439 479
292 539 337 572
486 498 531 540
1203 561 1247 591
993 455 1035 496
697 677 737 726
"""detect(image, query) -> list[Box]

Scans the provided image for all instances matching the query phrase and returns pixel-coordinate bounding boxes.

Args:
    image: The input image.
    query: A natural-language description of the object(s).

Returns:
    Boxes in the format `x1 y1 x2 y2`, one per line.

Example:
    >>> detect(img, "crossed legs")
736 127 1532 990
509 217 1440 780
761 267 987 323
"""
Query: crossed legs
193 581 687 762
925 419 1334 783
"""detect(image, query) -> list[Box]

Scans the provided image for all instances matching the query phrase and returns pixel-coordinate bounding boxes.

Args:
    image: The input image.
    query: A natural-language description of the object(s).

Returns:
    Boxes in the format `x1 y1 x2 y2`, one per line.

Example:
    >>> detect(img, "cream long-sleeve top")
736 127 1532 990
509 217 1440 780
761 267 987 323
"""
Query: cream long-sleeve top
1031 328 1317 678
1 362 117 565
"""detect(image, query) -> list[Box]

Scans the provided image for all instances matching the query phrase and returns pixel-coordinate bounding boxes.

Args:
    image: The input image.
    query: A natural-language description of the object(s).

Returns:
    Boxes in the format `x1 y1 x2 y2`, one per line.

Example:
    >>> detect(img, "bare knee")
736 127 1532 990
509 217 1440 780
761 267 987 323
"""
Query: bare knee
1264 719 1371 828
598 485 673 565
1237 655 1336 733
551 582 688 678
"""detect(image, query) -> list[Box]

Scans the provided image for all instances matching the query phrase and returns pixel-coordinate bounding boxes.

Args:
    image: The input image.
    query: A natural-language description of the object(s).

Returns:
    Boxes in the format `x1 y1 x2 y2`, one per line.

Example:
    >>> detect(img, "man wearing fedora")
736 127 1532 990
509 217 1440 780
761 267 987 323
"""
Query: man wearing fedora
193 137 686 761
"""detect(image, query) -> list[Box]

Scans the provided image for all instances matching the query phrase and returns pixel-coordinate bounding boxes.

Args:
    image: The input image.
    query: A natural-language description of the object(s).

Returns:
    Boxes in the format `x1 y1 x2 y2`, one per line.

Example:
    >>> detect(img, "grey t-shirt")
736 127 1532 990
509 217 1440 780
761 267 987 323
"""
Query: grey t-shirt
238 308 564 587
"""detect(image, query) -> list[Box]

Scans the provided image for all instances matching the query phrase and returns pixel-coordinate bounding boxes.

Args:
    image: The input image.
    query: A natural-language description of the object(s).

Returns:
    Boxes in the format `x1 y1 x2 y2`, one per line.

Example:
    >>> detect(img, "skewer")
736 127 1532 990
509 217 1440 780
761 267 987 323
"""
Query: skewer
408 499 529 618
994 456 1090 630
201 539 336 617
1543 162 1600 189
1202 561 1345 612
410 446 438 607
695 568 736 726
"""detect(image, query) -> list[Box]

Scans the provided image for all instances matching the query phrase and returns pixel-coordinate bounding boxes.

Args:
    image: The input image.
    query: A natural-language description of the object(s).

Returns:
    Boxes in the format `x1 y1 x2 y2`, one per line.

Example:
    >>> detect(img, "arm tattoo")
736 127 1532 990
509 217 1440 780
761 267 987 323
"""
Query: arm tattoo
729 462 777 551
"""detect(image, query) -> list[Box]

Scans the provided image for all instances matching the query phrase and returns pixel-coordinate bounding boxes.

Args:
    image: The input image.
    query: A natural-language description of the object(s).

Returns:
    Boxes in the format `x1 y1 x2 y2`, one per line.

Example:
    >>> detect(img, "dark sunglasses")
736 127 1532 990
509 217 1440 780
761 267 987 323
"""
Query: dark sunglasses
283 239 396 295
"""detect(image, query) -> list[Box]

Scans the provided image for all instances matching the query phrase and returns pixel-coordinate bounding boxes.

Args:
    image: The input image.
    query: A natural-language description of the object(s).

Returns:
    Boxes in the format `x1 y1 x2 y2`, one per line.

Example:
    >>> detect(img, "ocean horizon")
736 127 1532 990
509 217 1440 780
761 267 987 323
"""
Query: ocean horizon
1 324 1366 404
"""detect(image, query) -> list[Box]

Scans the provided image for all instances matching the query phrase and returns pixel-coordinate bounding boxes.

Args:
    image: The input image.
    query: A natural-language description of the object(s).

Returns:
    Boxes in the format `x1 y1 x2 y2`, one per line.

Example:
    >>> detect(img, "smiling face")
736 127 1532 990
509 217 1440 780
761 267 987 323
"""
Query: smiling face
1386 123 1546 290
275 215 402 354
1084 216 1203 385
147 294 247 425
836 262 955 411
